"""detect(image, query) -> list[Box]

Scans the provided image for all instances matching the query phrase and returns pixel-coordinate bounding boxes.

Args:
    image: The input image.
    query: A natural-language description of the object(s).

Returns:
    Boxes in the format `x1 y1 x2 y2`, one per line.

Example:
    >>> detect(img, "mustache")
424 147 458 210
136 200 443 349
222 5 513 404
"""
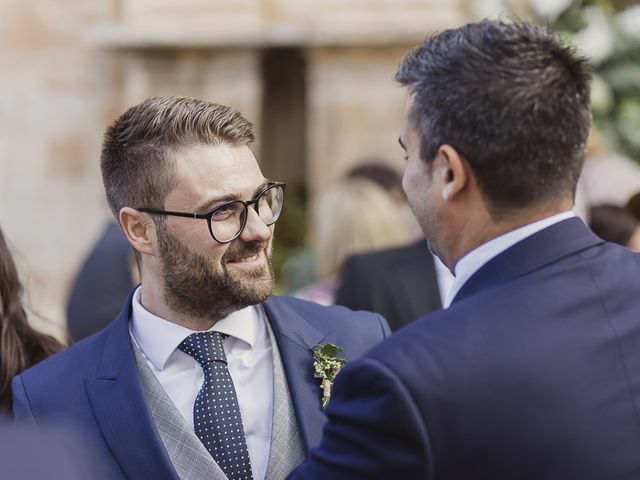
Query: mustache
221 241 269 264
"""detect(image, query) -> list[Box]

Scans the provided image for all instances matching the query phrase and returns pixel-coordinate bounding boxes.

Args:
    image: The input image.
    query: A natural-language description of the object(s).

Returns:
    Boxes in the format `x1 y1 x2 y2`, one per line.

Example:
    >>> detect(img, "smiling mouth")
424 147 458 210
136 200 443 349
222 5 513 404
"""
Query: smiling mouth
228 252 262 264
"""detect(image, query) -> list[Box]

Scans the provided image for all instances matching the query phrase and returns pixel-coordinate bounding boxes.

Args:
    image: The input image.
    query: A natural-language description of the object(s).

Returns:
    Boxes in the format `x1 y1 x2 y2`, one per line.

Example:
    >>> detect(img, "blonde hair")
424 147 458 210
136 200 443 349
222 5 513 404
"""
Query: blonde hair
312 178 413 278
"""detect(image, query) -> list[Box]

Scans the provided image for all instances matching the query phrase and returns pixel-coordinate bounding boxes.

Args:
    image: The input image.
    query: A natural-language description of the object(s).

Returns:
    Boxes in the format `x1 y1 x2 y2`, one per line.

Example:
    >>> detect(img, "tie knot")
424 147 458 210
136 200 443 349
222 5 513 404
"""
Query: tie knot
178 331 228 366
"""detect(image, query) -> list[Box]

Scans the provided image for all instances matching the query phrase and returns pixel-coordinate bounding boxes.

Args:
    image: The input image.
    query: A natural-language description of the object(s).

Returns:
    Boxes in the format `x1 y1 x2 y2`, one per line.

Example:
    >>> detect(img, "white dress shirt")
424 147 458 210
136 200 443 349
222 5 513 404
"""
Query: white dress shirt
444 211 576 308
433 255 455 305
130 287 273 480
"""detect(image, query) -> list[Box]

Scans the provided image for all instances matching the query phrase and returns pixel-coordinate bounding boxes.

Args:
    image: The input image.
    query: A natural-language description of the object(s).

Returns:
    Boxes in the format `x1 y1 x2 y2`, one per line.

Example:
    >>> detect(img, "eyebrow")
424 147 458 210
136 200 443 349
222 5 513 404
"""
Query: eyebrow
398 137 406 150
195 179 271 213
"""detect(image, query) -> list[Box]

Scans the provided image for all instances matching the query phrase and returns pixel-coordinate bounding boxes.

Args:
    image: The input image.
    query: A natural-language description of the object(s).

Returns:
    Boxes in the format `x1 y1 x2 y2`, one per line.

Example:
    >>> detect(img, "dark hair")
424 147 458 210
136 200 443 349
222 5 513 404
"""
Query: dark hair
0 228 64 412
626 192 640 222
347 162 403 193
589 204 639 247
396 19 592 216
101 96 256 215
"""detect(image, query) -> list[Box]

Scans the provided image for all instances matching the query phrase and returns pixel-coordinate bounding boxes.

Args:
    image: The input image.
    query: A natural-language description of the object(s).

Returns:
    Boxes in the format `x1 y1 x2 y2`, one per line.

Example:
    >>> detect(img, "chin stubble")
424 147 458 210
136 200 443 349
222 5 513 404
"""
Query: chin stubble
157 228 275 321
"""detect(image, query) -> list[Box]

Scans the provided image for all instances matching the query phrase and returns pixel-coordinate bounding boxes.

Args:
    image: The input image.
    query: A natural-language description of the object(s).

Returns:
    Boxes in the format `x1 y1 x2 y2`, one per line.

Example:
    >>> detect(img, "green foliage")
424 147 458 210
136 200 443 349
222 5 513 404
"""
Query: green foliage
312 342 348 408
312 343 347 380
533 0 640 162
271 181 309 293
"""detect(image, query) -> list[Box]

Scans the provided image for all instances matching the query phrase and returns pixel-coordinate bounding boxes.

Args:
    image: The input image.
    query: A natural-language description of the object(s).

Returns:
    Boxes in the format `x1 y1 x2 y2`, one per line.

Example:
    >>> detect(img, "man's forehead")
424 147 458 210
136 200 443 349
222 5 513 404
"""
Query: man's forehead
404 92 416 112
171 142 254 165
167 143 265 206
174 143 259 175
400 93 418 136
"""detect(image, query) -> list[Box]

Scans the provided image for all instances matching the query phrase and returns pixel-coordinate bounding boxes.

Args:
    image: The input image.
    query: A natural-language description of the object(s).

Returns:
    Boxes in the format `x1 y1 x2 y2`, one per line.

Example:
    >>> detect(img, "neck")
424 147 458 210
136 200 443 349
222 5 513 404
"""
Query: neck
138 281 225 331
448 201 573 271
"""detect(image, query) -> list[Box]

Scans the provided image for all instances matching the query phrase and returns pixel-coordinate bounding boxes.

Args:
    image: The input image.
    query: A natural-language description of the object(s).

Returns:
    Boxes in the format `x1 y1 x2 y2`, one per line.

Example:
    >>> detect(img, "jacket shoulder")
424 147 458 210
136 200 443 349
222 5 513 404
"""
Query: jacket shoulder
17 326 111 390
275 295 384 323
267 296 391 341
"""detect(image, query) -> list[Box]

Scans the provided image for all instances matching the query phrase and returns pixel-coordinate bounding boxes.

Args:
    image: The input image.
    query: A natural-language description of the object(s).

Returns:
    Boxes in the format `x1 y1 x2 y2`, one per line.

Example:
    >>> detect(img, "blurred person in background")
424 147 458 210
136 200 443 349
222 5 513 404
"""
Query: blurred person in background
336 162 451 330
0 226 63 414
335 236 449 330
346 162 408 206
575 127 640 218
66 220 137 341
346 161 423 238
12 96 390 480
280 161 416 294
589 204 640 251
294 176 412 305
626 191 640 222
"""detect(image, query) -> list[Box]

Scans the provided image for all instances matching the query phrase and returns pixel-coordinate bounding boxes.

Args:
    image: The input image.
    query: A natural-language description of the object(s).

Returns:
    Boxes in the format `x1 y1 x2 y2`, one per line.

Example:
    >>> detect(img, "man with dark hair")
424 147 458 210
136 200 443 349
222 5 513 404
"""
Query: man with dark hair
290 20 640 479
12 96 390 480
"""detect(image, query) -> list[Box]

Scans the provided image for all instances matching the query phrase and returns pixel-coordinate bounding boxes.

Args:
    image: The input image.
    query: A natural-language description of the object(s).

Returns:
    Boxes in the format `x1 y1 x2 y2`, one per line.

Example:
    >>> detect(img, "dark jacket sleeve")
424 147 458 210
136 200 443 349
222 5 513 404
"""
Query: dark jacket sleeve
288 357 432 480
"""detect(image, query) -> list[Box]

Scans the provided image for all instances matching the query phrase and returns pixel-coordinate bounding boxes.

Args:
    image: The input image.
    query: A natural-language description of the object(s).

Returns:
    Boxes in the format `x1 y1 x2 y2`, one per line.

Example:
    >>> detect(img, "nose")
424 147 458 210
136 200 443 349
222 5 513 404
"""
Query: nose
239 205 272 243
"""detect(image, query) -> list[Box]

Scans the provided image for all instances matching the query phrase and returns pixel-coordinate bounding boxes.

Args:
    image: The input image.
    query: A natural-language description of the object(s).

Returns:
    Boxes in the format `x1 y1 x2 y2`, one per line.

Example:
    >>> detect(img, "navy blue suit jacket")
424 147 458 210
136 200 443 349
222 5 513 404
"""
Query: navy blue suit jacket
290 218 640 479
12 295 390 479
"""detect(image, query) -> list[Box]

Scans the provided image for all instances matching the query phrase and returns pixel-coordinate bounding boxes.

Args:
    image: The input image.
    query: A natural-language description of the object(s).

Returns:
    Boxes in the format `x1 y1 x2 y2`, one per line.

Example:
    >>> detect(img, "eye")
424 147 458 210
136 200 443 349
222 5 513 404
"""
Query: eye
212 202 242 222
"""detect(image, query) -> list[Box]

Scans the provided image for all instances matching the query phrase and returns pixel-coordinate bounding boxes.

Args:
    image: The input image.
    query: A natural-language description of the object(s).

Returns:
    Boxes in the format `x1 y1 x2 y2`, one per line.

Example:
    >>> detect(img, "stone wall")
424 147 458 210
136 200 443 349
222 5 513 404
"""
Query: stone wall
0 0 116 336
0 0 467 334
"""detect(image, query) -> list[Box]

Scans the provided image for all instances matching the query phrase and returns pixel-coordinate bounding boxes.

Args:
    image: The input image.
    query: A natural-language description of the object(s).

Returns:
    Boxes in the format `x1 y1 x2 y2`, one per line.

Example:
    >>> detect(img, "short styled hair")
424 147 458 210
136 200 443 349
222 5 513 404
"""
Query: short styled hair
396 19 592 215
101 96 255 215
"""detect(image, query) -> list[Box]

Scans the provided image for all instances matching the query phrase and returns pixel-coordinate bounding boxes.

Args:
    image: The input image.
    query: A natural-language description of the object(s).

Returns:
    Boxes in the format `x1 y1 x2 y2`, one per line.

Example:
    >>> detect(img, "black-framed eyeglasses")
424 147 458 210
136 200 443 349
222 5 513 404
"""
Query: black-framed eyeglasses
138 182 286 244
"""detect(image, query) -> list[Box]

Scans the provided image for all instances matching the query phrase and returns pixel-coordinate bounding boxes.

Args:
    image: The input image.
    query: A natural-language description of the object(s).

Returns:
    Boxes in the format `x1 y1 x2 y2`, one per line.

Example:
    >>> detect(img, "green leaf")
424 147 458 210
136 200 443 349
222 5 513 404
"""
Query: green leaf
320 343 343 357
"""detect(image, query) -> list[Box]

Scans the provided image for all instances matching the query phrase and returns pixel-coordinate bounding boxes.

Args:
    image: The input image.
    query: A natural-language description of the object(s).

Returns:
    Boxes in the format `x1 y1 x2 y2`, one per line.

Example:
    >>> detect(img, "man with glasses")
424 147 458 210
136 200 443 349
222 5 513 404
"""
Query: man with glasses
12 96 390 480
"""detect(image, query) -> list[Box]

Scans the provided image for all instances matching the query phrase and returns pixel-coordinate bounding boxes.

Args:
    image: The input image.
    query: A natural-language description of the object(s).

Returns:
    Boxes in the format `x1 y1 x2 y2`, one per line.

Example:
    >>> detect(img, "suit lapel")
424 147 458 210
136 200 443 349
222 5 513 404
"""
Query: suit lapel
84 299 178 480
452 218 604 305
262 297 329 452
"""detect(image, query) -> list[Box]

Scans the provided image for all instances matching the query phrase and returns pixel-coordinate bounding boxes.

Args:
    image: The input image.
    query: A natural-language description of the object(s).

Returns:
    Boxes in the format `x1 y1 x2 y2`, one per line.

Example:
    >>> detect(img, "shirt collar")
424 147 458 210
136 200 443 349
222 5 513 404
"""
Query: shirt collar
444 210 576 308
130 286 259 370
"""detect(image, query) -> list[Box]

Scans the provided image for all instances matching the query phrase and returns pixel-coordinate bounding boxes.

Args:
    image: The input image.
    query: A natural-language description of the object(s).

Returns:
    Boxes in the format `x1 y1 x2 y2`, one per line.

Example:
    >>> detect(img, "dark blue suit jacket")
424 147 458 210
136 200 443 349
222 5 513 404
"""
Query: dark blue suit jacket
12 295 390 479
290 218 640 479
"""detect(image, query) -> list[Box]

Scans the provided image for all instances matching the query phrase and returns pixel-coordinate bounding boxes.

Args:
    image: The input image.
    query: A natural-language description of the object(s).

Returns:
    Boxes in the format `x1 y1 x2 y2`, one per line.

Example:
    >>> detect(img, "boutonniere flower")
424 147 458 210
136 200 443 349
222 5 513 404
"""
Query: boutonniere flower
312 343 347 409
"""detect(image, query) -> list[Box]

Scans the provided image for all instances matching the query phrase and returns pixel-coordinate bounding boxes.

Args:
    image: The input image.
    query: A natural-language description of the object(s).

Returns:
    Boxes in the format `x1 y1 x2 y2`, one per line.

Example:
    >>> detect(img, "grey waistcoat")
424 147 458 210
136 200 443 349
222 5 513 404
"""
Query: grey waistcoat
133 318 306 480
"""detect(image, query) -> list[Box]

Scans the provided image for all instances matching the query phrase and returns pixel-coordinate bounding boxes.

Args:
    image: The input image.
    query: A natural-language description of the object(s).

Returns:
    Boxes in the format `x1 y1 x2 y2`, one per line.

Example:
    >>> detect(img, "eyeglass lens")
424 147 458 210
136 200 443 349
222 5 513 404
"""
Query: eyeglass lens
210 185 284 242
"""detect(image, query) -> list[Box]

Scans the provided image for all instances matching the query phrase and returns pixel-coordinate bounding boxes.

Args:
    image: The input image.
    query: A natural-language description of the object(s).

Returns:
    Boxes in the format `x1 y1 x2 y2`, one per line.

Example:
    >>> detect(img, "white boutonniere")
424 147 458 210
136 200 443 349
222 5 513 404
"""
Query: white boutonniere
312 343 347 409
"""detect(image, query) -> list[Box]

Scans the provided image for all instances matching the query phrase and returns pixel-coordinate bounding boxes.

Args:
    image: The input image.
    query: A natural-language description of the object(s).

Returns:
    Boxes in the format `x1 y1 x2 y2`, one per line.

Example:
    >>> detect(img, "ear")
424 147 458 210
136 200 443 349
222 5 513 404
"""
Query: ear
118 207 158 257
437 145 469 201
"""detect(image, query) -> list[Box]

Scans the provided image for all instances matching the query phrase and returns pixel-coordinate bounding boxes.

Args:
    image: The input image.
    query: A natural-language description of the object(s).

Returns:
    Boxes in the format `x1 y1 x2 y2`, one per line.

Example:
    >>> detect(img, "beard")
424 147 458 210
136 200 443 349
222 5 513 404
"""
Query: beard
156 225 275 321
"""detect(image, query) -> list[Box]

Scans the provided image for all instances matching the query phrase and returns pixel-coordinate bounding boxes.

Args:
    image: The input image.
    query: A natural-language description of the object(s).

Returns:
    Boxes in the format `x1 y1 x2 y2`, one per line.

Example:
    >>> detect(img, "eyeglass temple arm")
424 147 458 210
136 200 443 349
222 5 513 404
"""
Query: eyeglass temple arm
138 208 206 219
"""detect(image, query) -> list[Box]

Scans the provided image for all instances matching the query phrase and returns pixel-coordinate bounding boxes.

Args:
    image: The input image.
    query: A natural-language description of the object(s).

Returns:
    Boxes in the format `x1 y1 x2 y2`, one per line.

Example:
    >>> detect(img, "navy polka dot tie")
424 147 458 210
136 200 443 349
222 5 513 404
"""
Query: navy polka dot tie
178 332 254 480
